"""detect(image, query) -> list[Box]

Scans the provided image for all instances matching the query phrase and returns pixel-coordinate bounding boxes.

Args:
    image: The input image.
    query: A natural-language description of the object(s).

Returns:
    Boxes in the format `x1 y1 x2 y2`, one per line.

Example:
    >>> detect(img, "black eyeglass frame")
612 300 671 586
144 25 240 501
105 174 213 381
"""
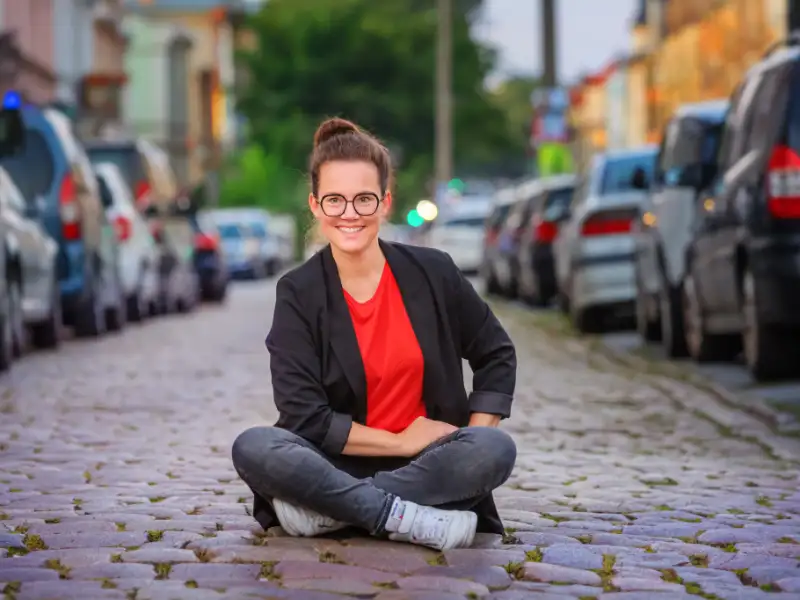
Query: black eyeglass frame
314 192 385 217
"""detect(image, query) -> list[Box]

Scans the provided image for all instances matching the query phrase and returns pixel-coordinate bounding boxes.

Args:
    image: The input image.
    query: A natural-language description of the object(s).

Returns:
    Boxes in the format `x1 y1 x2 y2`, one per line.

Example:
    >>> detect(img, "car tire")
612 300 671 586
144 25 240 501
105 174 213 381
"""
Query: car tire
0 284 13 372
8 278 24 358
659 281 688 358
635 287 661 342
682 271 740 362
29 277 62 350
126 291 144 323
74 267 106 338
742 268 799 381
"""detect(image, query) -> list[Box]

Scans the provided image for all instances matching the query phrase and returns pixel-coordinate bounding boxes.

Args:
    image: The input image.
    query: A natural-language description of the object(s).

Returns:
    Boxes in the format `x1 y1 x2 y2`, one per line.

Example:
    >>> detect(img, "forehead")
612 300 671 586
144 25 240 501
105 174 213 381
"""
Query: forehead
318 160 381 195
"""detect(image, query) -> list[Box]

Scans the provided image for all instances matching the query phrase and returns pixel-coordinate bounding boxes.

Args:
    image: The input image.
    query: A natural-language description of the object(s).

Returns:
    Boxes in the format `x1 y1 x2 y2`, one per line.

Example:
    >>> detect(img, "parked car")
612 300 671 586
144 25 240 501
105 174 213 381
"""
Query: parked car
191 211 228 302
553 146 657 333
1 105 125 337
516 175 576 306
95 162 160 321
84 138 179 212
147 210 200 314
633 100 727 354
0 168 61 368
427 199 492 274
481 185 520 295
490 183 539 297
681 38 800 380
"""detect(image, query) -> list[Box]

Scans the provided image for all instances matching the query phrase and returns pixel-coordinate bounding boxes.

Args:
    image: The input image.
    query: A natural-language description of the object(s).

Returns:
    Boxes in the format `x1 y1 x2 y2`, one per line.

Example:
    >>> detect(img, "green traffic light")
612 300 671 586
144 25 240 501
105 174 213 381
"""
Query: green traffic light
406 209 424 227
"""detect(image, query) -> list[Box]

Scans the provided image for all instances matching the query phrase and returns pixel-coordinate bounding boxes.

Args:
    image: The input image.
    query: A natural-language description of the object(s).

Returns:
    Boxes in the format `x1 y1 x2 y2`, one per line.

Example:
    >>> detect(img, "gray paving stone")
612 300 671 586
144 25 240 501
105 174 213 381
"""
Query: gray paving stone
522 561 602 585
396 574 490 596
410 565 512 589
0 567 59 582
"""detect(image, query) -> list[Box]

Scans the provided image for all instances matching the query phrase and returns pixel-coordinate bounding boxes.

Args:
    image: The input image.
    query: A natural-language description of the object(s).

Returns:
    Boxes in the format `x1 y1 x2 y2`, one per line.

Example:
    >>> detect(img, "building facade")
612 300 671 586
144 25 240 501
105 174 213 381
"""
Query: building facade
605 61 628 151
0 0 58 104
124 0 242 187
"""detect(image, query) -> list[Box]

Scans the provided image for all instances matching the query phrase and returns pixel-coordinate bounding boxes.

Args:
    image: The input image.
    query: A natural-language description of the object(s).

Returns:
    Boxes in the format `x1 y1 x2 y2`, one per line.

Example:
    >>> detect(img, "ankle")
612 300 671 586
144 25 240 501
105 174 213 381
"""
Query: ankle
381 497 413 534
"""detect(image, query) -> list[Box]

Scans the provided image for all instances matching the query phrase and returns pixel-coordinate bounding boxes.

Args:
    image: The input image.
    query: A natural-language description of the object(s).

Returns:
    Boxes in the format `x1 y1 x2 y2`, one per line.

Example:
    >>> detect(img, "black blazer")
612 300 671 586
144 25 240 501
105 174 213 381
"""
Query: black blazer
256 240 517 534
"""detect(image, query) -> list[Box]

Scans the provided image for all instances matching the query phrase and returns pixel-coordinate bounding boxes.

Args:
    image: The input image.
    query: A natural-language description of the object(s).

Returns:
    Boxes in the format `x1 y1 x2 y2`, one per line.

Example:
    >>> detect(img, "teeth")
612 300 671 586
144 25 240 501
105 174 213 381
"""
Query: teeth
338 227 363 233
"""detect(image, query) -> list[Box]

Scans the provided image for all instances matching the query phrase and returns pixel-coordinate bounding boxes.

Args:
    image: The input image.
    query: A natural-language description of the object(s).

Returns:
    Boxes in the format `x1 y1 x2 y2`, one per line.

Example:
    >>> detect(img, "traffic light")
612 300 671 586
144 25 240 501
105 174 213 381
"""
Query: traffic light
406 209 424 227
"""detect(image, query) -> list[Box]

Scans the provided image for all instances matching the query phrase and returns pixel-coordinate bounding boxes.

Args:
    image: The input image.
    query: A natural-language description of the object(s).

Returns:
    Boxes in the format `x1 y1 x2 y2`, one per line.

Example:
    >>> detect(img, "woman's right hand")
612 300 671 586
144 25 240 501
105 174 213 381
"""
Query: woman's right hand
396 417 458 457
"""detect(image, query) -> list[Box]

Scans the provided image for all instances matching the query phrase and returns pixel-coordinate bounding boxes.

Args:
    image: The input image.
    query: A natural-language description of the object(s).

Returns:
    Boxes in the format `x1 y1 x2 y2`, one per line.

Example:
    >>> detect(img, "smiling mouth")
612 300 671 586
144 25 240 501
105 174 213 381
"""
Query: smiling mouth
336 226 365 234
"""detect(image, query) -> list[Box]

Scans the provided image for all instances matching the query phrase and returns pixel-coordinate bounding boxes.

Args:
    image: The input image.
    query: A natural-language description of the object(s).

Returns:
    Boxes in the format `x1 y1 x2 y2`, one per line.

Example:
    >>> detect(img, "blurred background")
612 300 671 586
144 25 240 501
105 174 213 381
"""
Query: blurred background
0 0 798 426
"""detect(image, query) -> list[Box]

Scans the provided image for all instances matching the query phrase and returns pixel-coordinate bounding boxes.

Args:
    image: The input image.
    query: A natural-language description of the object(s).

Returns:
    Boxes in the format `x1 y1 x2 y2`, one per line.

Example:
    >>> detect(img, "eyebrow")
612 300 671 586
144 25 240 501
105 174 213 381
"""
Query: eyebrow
320 191 380 198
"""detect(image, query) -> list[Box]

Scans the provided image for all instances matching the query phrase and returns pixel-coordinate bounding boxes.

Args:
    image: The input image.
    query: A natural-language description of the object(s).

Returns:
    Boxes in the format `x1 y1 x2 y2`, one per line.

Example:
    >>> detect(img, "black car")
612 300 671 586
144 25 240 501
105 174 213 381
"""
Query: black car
683 34 800 380
190 213 228 302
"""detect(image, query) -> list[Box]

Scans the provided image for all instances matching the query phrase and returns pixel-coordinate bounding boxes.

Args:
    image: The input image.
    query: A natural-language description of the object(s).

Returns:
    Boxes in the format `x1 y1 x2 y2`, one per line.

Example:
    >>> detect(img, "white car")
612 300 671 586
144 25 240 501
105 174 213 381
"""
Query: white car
94 163 160 321
553 146 657 333
427 200 492 273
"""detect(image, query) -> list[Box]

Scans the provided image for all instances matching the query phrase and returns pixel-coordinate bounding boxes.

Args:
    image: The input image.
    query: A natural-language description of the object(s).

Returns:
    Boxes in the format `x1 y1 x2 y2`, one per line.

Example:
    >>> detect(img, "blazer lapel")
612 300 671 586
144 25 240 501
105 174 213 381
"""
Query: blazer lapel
321 247 367 420
381 241 443 416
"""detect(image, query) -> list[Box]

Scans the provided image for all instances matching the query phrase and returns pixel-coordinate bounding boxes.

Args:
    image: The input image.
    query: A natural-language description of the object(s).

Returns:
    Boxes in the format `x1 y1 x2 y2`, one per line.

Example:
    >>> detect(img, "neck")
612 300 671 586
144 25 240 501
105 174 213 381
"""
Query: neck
331 238 385 279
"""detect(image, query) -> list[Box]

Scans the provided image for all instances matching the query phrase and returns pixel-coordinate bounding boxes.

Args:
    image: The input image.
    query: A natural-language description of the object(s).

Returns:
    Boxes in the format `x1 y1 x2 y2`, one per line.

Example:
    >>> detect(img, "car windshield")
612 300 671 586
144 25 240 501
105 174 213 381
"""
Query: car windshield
248 221 268 237
217 223 244 239
600 154 656 194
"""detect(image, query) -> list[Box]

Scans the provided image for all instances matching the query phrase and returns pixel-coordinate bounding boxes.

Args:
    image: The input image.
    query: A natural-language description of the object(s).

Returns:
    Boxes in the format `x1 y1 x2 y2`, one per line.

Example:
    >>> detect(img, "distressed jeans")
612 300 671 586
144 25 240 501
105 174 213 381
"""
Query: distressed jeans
231 425 517 535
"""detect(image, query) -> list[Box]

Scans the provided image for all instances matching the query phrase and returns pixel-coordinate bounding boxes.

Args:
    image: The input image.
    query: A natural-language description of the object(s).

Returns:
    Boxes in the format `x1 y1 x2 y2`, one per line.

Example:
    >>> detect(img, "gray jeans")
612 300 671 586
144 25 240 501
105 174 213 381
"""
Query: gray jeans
231 425 517 535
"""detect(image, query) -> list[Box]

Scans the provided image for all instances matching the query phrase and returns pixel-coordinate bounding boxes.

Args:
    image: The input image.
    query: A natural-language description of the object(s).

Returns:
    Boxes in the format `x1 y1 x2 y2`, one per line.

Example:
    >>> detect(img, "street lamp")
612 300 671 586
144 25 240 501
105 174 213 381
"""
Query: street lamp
416 199 438 221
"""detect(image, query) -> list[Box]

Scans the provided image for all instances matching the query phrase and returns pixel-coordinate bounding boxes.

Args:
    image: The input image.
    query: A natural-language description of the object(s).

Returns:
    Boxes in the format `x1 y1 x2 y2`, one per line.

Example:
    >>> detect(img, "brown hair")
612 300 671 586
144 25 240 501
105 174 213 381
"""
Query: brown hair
309 117 392 197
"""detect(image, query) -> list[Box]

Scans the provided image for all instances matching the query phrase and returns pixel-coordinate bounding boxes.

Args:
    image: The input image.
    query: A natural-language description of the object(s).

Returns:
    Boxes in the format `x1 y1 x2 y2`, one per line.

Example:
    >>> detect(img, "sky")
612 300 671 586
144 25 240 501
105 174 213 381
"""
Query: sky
474 0 639 86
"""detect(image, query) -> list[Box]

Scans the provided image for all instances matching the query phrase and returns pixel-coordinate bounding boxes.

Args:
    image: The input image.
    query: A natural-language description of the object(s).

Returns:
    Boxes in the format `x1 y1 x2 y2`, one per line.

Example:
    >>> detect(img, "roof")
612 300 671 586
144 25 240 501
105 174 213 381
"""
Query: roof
674 99 729 122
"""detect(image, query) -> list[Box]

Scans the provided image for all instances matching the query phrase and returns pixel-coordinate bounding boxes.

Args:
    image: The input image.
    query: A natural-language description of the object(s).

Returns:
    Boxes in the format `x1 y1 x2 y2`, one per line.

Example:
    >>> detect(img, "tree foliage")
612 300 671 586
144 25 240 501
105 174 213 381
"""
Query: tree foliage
235 0 526 216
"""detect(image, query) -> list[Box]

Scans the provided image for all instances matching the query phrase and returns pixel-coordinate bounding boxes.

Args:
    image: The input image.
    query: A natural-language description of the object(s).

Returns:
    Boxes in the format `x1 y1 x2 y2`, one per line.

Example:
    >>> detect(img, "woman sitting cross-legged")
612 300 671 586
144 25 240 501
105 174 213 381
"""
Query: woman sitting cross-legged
231 117 518 551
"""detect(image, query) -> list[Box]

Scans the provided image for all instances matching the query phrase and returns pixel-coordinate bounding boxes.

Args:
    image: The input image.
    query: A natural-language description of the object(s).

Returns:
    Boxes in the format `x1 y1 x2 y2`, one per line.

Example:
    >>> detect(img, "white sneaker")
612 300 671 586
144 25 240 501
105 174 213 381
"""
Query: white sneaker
386 500 477 550
272 499 349 537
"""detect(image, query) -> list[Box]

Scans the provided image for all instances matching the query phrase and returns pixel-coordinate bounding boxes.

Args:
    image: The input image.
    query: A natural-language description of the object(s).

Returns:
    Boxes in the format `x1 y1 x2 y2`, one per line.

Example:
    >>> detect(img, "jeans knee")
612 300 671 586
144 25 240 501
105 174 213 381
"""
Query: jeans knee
463 426 517 484
231 426 291 476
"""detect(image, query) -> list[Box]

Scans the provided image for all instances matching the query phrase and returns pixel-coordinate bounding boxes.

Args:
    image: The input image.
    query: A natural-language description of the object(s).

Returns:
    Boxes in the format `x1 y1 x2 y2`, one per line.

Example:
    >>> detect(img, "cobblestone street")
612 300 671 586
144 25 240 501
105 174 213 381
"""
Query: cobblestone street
1 281 799 600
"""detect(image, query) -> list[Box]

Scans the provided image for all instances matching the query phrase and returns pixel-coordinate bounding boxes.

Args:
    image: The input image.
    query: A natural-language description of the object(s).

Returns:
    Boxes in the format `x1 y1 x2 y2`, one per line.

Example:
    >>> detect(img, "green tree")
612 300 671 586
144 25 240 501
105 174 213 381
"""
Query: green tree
236 0 519 217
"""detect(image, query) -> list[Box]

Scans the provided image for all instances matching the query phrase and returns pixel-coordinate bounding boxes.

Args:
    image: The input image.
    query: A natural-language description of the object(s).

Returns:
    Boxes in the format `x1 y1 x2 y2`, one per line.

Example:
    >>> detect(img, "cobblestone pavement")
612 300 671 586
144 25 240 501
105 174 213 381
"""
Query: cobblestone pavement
0 281 799 600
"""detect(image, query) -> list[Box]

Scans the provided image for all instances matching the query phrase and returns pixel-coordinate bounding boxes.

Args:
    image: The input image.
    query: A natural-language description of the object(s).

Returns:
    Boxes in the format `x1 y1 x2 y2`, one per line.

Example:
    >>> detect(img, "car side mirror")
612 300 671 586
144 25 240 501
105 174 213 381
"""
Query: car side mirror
0 105 25 159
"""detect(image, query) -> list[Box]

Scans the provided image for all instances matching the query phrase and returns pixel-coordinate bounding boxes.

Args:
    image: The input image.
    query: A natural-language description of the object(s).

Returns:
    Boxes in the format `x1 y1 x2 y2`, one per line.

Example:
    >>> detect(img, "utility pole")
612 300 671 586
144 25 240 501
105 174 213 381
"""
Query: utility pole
541 0 557 87
435 0 453 188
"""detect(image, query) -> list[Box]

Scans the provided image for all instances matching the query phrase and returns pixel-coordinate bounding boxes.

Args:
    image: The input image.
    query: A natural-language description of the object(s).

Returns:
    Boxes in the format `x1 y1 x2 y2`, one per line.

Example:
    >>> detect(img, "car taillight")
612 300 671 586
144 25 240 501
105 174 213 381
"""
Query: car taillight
581 211 633 237
534 219 558 243
114 216 132 242
194 233 218 251
59 173 81 240
766 144 800 218
485 228 498 246
134 180 151 207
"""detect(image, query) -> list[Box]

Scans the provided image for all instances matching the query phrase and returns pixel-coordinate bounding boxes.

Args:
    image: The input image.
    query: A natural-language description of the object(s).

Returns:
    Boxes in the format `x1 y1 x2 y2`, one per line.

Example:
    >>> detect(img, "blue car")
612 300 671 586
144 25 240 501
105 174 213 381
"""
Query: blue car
0 105 125 337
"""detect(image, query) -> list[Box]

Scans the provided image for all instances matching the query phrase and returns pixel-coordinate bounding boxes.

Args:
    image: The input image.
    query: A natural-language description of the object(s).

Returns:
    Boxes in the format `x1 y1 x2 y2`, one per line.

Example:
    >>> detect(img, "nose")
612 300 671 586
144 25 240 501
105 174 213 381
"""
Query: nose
341 201 359 219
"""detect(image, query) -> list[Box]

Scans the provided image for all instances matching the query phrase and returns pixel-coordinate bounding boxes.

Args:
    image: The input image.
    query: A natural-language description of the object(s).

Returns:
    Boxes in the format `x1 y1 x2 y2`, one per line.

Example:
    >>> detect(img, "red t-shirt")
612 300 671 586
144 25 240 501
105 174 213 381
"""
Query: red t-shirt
344 263 426 433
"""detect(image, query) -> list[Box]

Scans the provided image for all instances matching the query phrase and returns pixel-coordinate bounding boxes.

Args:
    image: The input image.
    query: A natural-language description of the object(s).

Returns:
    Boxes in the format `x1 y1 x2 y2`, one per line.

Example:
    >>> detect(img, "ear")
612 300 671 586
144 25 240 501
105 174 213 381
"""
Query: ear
308 193 321 218
381 191 393 218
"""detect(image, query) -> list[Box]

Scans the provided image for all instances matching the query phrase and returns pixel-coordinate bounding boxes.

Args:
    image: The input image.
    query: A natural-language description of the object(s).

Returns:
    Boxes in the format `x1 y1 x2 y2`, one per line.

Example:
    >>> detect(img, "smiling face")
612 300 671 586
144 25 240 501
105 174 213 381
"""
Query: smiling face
309 160 392 256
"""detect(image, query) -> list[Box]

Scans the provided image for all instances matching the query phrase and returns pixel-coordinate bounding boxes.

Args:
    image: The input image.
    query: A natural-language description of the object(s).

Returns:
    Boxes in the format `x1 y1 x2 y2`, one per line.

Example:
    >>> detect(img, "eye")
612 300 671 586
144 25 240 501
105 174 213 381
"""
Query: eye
355 194 378 204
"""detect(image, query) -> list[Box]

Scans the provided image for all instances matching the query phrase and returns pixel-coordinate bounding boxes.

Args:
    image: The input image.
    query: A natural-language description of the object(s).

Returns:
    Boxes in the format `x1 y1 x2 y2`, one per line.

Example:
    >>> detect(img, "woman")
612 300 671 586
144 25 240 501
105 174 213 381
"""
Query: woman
231 117 517 551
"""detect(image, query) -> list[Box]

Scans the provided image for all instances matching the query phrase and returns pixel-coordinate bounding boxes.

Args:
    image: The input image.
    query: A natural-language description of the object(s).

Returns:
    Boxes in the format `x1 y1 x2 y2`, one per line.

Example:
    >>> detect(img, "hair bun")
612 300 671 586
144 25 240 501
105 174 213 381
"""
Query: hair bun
313 117 359 148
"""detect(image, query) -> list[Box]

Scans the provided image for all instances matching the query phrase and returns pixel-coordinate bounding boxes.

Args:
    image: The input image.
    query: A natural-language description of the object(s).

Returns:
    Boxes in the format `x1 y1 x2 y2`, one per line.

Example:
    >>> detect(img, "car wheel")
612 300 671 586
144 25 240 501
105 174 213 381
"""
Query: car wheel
682 271 739 362
0 285 13 372
742 268 798 381
29 277 62 350
8 278 24 358
74 266 106 338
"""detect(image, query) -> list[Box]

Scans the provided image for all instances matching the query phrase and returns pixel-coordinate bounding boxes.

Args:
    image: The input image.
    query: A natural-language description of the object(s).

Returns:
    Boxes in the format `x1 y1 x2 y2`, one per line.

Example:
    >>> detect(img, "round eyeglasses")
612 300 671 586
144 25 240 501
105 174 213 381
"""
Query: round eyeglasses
316 193 382 217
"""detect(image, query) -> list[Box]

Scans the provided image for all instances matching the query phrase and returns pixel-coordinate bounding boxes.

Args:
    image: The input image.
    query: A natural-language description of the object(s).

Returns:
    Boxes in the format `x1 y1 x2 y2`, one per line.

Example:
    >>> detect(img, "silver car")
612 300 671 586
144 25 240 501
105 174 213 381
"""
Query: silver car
553 146 658 333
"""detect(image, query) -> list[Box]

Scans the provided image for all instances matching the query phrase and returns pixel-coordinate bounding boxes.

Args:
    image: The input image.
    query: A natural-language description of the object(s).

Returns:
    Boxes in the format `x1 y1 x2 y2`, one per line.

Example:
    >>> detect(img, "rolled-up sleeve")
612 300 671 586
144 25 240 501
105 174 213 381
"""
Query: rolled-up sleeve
445 255 516 418
266 276 352 455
